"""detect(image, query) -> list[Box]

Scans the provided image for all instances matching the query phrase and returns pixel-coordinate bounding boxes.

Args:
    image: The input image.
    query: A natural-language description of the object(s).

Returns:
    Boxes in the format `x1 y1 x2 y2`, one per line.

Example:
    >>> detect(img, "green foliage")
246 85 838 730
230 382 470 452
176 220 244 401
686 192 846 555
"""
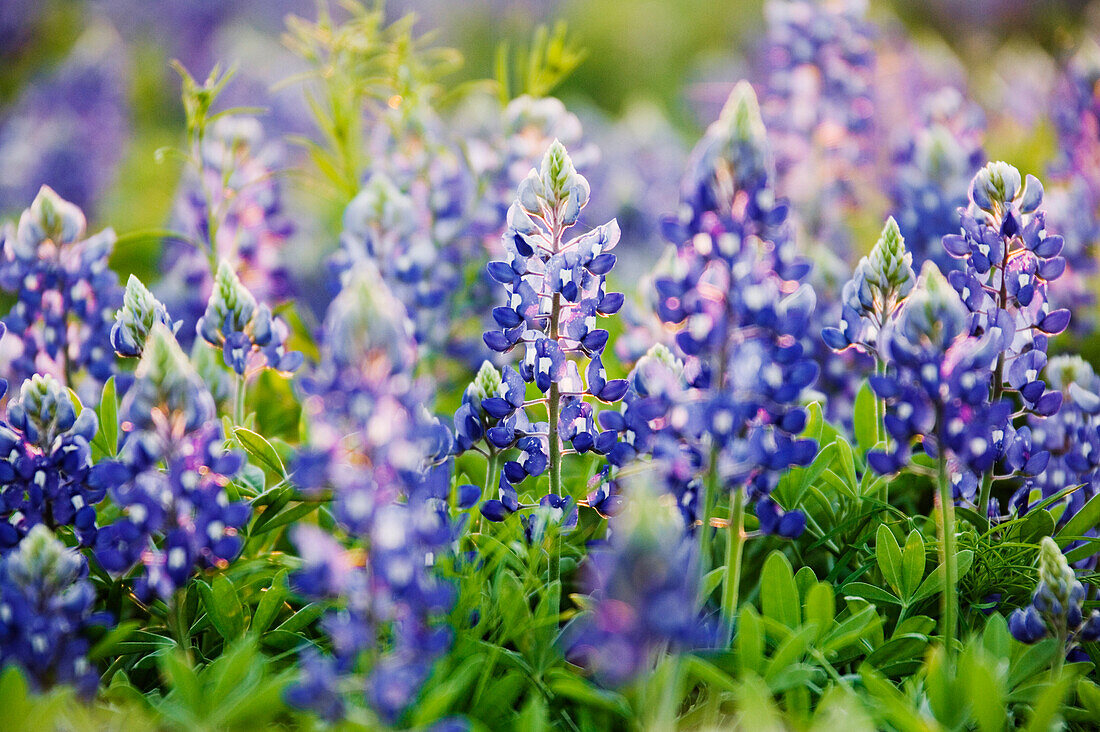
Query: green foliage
494 22 587 102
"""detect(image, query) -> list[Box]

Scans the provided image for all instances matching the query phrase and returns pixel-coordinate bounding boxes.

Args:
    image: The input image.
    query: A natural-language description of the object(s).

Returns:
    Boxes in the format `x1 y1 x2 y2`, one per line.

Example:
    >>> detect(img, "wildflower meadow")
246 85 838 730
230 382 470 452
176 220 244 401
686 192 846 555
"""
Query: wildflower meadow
5 0 1100 729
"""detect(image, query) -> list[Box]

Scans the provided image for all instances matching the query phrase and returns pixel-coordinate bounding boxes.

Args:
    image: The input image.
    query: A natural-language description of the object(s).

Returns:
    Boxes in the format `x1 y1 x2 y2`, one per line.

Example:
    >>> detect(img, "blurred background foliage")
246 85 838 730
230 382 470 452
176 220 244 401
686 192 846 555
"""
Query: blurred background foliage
1 0 1098 283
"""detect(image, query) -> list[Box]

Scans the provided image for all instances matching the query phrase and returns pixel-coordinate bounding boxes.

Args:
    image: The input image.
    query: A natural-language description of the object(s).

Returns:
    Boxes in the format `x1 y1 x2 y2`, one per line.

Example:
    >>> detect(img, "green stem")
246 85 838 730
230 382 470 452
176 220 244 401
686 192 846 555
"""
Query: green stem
720 486 745 647
233 372 247 425
976 353 1003 522
698 445 719 578
936 450 959 658
875 357 888 506
547 237 563 609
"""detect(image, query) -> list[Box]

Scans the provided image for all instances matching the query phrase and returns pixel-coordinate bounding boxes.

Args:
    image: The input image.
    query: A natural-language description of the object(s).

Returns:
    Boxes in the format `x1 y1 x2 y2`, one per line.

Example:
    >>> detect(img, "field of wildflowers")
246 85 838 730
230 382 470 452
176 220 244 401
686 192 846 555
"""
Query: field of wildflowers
5 0 1100 729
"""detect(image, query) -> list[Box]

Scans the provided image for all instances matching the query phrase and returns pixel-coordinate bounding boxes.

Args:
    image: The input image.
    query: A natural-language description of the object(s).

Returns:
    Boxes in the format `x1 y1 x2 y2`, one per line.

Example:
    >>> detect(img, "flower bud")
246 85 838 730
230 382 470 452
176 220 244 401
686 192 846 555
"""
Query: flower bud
111 274 176 357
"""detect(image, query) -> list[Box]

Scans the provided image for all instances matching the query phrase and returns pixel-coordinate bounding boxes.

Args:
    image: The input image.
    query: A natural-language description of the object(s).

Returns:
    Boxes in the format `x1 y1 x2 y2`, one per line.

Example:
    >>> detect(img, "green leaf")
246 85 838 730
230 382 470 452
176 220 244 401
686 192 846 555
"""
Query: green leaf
94 376 119 458
900 530 926 600
200 575 246 641
1077 679 1100 719
764 625 815 686
702 567 725 599
250 501 320 536
251 571 288 635
160 649 202 712
89 620 140 661
234 427 287 480
1058 493 1100 543
803 582 834 639
413 657 486 725
273 602 325 634
545 669 630 716
841 581 902 606
1017 508 1055 544
835 437 858 492
760 552 800 629
737 606 765 674
853 379 877 454
804 401 824 443
516 693 550 732
875 524 903 596
822 605 879 654
912 550 974 604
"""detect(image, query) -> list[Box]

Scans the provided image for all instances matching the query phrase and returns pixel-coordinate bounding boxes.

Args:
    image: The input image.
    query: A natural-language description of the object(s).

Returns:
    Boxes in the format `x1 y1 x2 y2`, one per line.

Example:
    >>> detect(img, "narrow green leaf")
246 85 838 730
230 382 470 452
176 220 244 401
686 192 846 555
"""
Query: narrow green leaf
97 376 119 457
900 530 926 600
251 571 289 635
875 525 904 596
842 582 902 606
234 427 287 479
1058 493 1100 543
760 552 800 629
853 379 877 454
201 575 246 641
737 606 765 674
912 550 974 603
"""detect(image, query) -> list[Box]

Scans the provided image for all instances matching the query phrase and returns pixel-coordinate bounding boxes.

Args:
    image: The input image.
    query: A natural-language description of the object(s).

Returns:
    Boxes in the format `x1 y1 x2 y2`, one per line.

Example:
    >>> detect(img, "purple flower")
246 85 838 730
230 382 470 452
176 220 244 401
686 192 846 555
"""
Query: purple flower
0 186 122 397
0 374 102 552
565 483 711 686
644 82 817 536
0 525 110 697
1009 537 1100 654
196 260 302 375
160 116 295 347
288 265 456 722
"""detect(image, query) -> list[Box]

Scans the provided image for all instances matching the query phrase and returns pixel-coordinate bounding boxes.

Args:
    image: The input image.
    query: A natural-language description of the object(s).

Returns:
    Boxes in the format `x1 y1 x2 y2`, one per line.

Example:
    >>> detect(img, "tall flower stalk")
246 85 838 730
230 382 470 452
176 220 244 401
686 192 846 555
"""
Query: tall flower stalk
942 162 1068 518
473 140 628 604
652 82 818 642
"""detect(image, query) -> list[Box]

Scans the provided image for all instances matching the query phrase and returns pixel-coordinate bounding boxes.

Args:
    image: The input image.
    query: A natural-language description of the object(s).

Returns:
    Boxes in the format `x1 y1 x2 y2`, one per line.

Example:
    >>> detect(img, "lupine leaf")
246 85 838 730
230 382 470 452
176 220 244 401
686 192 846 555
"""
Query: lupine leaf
760 552 800 629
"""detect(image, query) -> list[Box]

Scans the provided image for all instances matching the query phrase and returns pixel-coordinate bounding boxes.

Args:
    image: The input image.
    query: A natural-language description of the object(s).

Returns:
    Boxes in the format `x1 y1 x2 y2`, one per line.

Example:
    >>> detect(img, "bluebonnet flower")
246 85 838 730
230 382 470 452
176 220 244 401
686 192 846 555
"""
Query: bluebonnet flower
1009 537 1100 658
160 116 295 346
866 261 1009 479
823 216 916 354
197 260 302 375
467 94 598 249
93 324 247 601
759 0 876 256
0 525 109 698
942 163 1067 422
333 169 458 349
0 185 122 397
287 266 456 723
110 275 178 358
1020 356 1100 556
0 374 102 552
0 24 129 216
888 87 986 272
649 82 817 537
566 480 711 686
474 139 628 524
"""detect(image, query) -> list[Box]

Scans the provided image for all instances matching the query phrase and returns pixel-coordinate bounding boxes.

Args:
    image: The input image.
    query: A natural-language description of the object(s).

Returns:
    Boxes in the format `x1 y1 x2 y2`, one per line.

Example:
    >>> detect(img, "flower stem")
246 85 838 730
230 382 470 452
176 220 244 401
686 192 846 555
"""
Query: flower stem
977 351 1004 522
720 486 745 647
548 282 563 609
233 373 247 425
875 357 888 505
936 451 959 658
698 444 718 577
